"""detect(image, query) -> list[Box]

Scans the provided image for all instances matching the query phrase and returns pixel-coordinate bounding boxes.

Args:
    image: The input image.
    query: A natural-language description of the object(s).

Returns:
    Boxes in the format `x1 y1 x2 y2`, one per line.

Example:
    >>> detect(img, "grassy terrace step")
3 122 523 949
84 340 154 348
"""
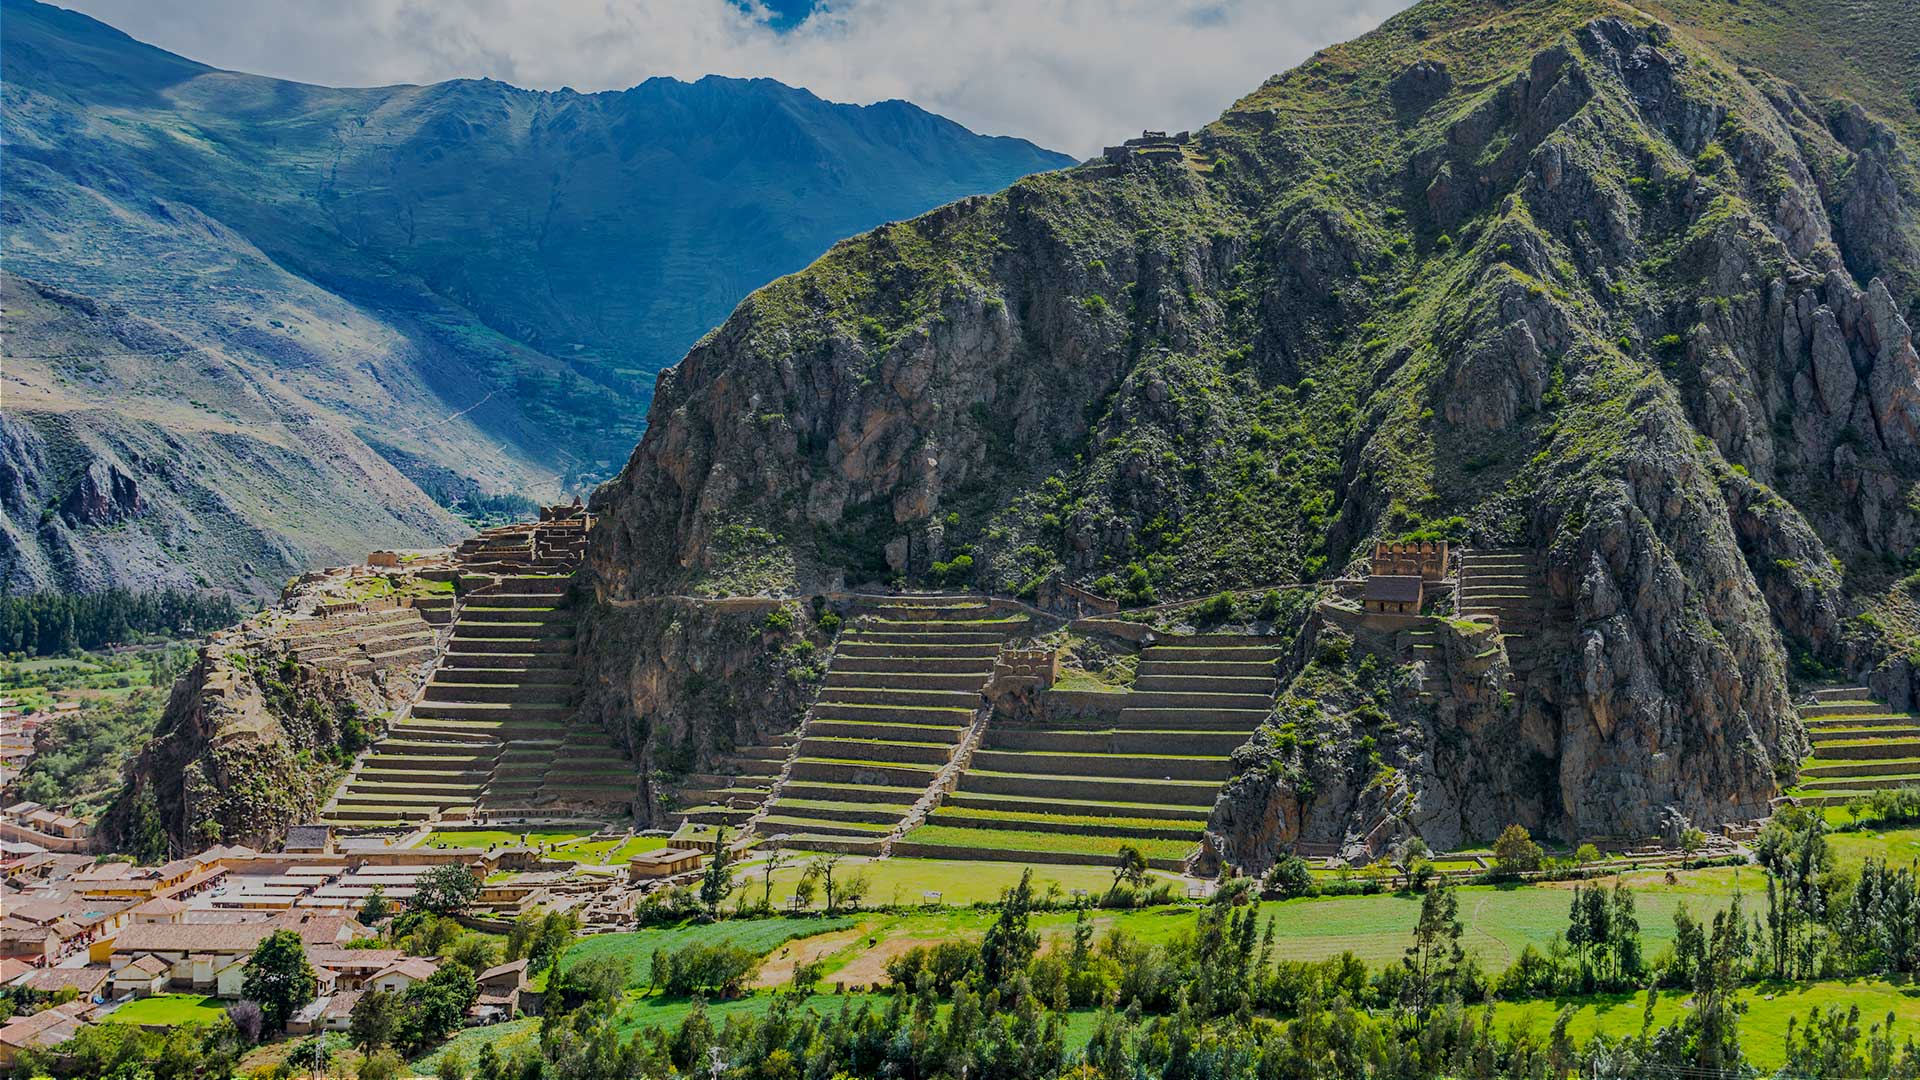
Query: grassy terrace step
1805 740 1920 761
1133 674 1275 695
1115 708 1271 729
1136 660 1275 678
929 805 1204 840
968 748 1231 781
901 824 1196 862
1802 757 1920 778
1792 774 1920 793
836 641 1002 659
757 814 894 836
824 671 990 692
763 834 884 855
941 789 1212 820
796 737 953 766
985 727 1250 755
839 631 1007 647
807 719 965 743
811 702 975 725
817 686 982 709
1807 727 1920 743
762 798 912 823
788 758 941 787
959 769 1218 805
832 656 998 675
777 780 928 805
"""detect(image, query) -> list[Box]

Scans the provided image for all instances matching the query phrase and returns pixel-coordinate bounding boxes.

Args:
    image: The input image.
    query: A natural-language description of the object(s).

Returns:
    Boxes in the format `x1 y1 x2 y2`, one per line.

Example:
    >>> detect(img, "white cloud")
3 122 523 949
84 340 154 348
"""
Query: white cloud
58 0 1413 156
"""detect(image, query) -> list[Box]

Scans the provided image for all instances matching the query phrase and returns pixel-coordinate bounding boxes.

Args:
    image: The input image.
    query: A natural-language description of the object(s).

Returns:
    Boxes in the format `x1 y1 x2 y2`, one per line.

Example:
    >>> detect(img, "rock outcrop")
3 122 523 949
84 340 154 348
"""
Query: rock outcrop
99 567 443 853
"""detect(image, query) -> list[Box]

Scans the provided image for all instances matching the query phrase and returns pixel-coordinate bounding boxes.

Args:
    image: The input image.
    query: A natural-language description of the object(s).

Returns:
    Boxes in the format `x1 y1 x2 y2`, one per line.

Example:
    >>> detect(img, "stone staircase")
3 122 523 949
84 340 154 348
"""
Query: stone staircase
1789 686 1920 807
748 595 1024 855
1457 549 1556 679
898 634 1283 870
322 518 632 827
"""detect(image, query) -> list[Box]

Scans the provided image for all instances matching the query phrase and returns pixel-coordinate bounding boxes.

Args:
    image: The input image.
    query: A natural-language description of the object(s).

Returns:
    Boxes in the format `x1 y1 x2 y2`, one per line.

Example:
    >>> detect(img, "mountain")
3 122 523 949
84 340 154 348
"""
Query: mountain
581 0 1920 859
0 0 1073 596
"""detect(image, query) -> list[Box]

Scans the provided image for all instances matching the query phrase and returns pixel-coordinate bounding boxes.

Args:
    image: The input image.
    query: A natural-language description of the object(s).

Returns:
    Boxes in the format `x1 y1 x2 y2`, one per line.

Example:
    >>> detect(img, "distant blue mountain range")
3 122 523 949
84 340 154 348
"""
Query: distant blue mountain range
0 0 1071 594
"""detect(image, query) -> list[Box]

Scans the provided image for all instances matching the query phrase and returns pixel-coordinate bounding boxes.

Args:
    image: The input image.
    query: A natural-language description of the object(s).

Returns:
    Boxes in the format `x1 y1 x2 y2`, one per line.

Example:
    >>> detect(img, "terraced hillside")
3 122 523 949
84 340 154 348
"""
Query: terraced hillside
324 518 633 825
1789 687 1920 808
1456 549 1561 682
900 634 1283 870
750 596 1025 854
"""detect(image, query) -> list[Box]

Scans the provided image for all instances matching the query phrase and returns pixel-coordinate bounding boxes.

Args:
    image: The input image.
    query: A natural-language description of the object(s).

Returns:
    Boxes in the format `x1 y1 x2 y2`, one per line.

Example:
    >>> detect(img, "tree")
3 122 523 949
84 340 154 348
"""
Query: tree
359 884 392 926
241 930 317 1032
760 846 789 911
699 828 735 917
1264 855 1315 899
1112 845 1149 890
349 989 401 1054
397 962 479 1051
980 869 1040 989
358 1048 406 1080
448 933 499 973
1402 882 1464 1008
414 863 480 915
804 854 845 914
1492 824 1544 876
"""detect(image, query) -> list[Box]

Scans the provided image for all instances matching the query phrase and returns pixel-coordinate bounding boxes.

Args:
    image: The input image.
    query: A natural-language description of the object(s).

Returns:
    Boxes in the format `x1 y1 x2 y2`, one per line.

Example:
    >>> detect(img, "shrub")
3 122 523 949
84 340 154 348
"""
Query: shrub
1492 825 1544 876
1264 855 1315 899
1194 591 1236 625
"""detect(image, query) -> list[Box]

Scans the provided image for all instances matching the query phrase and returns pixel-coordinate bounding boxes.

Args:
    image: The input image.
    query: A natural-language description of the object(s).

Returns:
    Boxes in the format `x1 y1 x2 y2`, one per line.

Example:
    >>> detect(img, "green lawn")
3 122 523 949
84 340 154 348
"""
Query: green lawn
101 994 228 1026
556 917 858 989
733 852 1164 908
1243 869 1751 969
1828 825 1920 865
1484 978 1920 1066
904 823 1197 862
550 833 672 865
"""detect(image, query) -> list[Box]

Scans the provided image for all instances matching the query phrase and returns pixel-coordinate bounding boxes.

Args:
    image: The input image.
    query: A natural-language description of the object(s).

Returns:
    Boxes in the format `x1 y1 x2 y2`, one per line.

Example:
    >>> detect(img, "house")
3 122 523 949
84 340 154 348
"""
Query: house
12 965 111 1002
285 995 331 1036
369 956 440 994
476 958 528 1014
318 990 364 1032
0 999 92 1068
627 848 704 882
129 897 186 924
1362 575 1424 615
308 947 403 992
113 954 171 998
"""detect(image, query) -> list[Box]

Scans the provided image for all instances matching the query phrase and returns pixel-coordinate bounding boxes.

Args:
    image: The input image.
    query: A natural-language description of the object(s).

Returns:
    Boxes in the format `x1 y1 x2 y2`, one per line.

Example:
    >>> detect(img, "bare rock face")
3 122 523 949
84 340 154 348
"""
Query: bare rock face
583 5 1920 864
572 596 829 824
61 459 144 525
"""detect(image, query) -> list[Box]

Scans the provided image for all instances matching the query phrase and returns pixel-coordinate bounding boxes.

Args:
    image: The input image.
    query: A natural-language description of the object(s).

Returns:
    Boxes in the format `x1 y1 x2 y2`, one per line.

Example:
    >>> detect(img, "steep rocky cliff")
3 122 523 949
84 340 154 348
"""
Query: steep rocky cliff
586 0 1920 861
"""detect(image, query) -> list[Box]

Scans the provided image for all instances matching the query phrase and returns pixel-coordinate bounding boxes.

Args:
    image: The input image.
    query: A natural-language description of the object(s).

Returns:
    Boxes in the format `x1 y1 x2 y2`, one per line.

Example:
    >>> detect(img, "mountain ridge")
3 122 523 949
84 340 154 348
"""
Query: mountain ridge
0 0 1073 596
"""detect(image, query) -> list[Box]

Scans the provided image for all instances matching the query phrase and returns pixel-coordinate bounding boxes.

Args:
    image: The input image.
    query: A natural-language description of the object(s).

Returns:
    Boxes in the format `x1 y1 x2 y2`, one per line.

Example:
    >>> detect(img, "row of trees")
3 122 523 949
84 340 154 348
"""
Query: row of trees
0 588 240 657
429 868 1915 1080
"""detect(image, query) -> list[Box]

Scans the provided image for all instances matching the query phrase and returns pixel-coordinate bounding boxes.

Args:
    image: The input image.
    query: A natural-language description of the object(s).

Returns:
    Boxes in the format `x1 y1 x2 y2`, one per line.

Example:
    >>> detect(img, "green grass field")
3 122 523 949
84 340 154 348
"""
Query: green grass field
101 994 228 1026
1485 978 1920 1066
733 852 1163 908
556 917 858 989
549 833 672 865
903 824 1197 862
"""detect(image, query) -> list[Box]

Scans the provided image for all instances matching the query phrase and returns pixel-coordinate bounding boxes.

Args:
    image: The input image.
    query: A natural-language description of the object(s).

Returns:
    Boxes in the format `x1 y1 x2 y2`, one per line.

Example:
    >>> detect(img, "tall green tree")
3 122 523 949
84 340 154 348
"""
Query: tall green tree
242 929 317 1032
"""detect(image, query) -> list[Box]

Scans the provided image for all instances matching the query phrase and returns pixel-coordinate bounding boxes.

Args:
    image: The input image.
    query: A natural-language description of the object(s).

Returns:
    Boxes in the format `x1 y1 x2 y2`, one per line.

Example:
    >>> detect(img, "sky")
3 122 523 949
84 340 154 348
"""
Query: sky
57 0 1414 157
